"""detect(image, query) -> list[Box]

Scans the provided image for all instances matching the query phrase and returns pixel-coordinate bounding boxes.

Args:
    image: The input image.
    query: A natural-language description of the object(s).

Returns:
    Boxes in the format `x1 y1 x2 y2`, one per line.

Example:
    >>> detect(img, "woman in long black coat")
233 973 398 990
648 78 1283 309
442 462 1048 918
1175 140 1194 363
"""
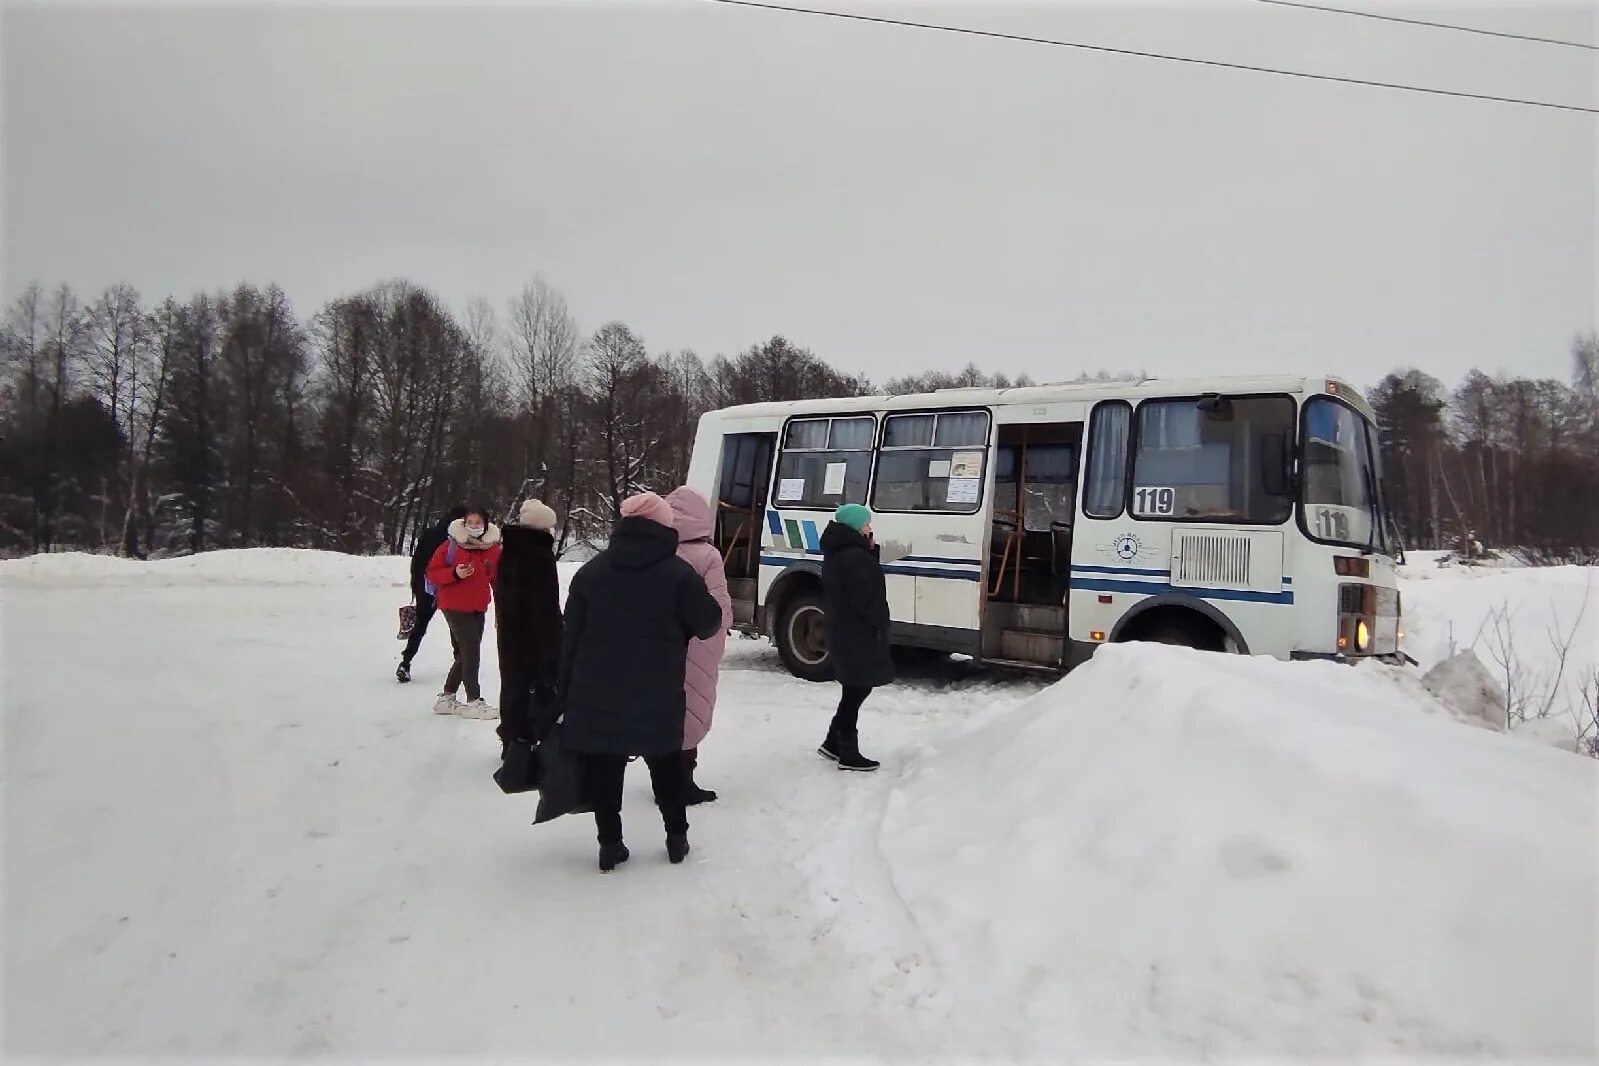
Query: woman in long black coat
560 492 723 872
818 502 893 772
495 499 563 757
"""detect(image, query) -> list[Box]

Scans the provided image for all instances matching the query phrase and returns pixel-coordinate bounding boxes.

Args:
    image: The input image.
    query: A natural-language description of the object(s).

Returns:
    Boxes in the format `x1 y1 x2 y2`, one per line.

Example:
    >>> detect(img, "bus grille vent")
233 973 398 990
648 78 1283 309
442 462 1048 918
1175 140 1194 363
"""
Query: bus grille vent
1174 533 1253 588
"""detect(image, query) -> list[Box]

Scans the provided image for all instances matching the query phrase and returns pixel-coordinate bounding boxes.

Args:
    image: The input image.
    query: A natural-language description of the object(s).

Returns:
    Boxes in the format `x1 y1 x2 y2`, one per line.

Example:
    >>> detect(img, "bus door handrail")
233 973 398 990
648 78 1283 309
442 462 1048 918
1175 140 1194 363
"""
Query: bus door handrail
990 508 1023 600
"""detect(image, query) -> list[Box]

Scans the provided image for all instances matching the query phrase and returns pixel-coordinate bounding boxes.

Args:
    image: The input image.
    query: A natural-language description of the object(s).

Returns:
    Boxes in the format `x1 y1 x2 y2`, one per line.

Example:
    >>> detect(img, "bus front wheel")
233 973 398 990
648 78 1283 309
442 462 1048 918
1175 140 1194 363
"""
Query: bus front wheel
775 590 834 683
1121 609 1228 653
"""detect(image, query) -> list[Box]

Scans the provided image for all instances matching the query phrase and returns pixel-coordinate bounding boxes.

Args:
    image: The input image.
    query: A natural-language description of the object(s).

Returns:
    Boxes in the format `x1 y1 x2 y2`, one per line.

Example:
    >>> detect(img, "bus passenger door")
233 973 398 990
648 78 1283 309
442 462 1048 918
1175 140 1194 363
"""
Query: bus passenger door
713 431 775 627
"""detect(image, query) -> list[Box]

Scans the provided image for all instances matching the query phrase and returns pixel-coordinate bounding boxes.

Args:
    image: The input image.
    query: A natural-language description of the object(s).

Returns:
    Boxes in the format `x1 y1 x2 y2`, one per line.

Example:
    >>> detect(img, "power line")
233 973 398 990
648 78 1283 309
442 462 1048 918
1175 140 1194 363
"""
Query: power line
703 0 1599 115
1249 0 1598 52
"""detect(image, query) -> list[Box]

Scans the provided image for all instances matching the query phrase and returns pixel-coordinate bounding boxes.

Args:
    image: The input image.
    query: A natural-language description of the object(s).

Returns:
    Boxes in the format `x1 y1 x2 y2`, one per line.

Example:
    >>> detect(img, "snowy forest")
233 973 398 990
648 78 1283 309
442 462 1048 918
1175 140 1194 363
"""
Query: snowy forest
1 277 1596 559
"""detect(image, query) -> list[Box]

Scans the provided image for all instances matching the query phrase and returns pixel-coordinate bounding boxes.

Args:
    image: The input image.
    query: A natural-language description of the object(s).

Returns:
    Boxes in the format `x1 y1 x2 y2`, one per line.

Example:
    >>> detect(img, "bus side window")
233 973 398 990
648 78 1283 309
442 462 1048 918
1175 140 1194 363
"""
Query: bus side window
1083 402 1132 519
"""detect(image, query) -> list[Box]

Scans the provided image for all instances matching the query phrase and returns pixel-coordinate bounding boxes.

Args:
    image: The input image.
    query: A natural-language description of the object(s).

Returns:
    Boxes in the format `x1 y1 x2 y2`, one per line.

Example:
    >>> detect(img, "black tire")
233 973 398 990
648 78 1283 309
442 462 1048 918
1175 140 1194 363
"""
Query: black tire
774 589 834 683
1134 619 1225 653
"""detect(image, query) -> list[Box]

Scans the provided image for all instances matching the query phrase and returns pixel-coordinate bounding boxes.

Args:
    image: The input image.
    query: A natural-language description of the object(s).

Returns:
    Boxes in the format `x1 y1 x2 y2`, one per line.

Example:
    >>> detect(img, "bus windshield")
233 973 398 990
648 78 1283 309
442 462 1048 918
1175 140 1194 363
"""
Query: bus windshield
1301 397 1384 551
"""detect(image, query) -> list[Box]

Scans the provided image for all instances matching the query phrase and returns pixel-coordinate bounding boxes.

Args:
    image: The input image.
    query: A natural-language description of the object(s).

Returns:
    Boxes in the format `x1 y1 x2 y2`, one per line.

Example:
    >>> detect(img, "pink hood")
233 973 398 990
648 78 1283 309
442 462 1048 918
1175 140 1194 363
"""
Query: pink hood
665 485 730 749
666 486 715 543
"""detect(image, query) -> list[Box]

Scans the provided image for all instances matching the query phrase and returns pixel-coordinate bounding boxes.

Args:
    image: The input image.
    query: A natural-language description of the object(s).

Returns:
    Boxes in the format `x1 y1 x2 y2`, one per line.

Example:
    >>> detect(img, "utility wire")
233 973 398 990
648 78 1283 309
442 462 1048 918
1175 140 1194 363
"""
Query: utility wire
703 0 1599 115
1249 0 1598 52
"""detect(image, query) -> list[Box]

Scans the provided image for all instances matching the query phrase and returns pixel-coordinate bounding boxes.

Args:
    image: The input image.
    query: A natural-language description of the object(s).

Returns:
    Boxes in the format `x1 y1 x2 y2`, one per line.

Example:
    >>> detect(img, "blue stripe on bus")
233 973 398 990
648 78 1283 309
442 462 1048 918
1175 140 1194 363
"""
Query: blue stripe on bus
802 520 820 551
760 556 980 582
1071 565 1291 586
1071 564 1171 578
1071 577 1294 606
900 555 981 567
766 510 783 536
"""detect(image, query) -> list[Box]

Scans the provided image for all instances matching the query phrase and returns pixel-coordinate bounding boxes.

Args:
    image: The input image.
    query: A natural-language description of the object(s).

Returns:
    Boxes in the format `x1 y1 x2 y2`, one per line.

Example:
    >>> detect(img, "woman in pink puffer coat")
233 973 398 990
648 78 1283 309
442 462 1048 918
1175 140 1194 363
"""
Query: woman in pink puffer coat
666 486 733 805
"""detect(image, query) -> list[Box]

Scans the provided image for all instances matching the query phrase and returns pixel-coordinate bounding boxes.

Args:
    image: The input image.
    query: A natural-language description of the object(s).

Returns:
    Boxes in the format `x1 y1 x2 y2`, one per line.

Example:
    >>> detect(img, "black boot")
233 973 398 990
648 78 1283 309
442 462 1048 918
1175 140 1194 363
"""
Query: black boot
666 833 691 864
685 784 719 805
396 660 411 683
836 731 880 773
682 748 718 805
598 841 630 872
817 725 841 762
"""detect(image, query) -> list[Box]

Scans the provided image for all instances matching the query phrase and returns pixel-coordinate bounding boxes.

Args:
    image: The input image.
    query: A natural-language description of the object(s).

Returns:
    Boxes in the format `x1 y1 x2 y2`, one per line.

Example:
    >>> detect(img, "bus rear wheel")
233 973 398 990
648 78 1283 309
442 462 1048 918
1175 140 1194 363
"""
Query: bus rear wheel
775 590 834 683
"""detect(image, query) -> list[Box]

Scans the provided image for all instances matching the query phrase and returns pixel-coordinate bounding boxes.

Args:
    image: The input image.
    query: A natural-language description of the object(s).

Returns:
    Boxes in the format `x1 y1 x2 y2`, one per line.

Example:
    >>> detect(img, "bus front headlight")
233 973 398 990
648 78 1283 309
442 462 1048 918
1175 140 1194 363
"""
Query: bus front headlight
1355 618 1371 653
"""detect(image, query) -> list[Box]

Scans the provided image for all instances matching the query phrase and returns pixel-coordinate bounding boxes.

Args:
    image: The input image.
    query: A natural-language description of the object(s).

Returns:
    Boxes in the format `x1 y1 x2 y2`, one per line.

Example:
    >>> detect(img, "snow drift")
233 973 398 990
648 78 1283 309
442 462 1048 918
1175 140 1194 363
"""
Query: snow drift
874 642 1598 1058
1400 559 1596 752
4 548 1596 1059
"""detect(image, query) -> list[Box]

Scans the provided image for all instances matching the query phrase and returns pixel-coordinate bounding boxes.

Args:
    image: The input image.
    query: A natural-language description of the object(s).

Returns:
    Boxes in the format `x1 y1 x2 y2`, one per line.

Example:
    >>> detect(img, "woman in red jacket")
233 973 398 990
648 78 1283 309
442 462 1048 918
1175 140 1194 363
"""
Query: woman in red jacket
425 507 503 719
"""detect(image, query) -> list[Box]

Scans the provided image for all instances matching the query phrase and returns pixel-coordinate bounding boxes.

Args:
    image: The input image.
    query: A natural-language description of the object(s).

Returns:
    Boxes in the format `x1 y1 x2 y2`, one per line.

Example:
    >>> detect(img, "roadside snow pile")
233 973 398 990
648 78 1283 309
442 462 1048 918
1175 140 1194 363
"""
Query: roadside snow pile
1419 651 1508 731
0 548 406 589
1400 560 1596 752
875 642 1598 1059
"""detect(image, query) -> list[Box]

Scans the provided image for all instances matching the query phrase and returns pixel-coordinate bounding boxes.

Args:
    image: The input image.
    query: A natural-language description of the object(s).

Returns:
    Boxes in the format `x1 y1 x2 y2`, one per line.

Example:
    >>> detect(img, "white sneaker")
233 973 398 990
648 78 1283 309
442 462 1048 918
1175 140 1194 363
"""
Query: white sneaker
434 692 459 715
457 698 498 721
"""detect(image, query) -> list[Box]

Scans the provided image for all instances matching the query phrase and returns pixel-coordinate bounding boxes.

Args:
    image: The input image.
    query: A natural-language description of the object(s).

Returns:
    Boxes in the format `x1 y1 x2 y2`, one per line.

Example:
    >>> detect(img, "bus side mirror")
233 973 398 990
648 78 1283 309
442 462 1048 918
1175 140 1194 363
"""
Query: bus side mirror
1261 433 1291 496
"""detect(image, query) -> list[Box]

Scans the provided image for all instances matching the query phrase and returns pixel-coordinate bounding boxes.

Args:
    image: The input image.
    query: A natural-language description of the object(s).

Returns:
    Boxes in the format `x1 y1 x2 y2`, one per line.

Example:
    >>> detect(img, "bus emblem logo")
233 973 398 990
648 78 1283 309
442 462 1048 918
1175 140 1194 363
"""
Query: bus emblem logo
1101 532 1155 563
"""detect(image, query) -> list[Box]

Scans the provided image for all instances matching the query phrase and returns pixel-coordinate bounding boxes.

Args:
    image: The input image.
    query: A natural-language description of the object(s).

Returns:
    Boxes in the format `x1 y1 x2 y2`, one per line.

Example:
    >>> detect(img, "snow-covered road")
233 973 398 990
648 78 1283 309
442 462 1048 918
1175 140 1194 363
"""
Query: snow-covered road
1 552 1039 1058
3 550 1594 1059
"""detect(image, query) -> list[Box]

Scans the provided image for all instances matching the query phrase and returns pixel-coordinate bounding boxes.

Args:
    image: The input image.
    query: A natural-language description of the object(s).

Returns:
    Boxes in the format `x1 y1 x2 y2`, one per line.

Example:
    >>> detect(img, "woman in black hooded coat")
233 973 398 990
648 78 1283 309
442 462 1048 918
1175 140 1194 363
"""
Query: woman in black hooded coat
818 502 893 772
560 491 723 872
496 499 563 756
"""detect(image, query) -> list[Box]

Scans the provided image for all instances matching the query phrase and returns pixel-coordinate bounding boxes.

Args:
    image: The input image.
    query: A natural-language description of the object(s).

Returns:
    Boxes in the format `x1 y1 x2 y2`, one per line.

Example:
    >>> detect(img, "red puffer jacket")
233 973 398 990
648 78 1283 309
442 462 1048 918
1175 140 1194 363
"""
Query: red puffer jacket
426 519 503 613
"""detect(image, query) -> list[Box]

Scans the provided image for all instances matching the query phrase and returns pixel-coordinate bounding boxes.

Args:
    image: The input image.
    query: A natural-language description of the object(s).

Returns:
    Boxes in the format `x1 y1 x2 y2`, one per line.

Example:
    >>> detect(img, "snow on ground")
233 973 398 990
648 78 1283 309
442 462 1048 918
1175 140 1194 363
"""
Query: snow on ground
2 550 1595 1059
1400 553 1598 749
864 643 1597 1058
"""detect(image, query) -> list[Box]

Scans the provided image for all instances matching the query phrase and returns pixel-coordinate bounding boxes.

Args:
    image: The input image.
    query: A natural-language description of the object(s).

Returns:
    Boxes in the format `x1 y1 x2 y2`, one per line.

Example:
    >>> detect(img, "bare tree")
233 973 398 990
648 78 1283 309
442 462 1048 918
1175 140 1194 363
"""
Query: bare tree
507 278 579 503
88 286 155 551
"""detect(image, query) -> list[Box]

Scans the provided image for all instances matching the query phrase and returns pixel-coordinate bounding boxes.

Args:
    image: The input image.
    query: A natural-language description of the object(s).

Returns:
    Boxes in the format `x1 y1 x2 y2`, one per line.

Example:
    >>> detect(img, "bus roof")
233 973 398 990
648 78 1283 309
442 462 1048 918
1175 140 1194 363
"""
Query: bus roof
703 374 1372 423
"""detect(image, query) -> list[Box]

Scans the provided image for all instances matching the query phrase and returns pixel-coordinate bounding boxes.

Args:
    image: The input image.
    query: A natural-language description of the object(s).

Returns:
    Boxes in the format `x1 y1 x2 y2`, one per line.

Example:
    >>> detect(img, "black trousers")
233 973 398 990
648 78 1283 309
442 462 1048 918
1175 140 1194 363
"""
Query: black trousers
499 672 555 747
829 684 872 738
442 610 486 701
580 753 689 845
400 591 440 665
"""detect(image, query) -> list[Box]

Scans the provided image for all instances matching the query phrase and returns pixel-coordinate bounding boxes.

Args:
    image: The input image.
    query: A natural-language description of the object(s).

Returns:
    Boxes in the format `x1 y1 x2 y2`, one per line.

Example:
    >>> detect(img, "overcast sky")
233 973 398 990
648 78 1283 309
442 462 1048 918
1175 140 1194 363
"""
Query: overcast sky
3 0 1595 387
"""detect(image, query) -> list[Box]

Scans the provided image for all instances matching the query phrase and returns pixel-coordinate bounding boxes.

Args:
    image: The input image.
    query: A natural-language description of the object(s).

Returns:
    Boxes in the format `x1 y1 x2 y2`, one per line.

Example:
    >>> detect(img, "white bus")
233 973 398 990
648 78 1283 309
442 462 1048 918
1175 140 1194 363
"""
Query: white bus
683 374 1403 679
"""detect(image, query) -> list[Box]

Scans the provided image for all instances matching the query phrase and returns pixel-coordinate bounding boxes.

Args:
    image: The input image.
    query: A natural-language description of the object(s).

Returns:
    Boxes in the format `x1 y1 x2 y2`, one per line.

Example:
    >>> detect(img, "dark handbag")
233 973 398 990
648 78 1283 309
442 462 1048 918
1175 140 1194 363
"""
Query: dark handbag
493 740 540 795
533 723 589 824
397 602 417 639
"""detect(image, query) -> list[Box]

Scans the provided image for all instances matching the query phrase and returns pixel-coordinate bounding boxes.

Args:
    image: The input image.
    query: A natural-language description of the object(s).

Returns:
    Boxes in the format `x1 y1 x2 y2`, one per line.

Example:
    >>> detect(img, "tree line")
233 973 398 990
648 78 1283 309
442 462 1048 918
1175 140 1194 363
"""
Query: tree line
0 277 885 558
1 277 1595 559
1370 341 1599 560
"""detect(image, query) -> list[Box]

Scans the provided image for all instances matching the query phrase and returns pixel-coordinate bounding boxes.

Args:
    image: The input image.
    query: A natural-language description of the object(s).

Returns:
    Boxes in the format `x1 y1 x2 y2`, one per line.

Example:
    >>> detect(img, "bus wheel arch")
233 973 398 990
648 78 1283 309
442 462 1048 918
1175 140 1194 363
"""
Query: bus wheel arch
1110 596 1249 655
768 567 834 683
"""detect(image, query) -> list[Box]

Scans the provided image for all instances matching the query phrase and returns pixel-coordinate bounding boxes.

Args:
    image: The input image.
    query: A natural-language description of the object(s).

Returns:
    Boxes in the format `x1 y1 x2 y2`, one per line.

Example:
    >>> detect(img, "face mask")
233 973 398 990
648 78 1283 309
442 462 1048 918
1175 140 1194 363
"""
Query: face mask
466 525 485 539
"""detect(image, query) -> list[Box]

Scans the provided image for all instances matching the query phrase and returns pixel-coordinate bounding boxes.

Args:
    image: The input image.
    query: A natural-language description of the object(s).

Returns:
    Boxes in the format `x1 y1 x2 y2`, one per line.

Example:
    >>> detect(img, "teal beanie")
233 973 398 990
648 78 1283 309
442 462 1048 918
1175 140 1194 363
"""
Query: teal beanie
835 503 872 532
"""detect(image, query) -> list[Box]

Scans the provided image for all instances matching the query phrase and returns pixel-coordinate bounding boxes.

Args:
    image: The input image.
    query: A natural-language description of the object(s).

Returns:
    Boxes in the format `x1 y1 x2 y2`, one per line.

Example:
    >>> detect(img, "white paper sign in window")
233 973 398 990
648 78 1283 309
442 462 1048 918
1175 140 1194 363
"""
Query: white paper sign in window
949 451 984 479
927 459 952 479
822 462 847 496
777 478 806 502
946 478 981 505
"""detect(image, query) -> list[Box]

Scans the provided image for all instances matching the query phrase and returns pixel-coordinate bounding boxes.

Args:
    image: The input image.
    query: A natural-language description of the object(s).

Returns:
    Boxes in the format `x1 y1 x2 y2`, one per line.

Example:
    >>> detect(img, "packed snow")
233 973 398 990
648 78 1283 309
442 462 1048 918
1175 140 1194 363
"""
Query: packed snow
2 550 1595 1059
1400 552 1598 752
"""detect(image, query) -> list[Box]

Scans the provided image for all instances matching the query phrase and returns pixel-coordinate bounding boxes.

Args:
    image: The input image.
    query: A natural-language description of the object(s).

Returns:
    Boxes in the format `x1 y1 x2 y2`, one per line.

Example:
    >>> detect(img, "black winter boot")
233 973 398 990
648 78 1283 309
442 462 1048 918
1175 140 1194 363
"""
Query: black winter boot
598 842 630 872
836 732 880 773
817 727 841 762
682 749 718 805
395 661 411 683
666 833 691 864
685 784 719 806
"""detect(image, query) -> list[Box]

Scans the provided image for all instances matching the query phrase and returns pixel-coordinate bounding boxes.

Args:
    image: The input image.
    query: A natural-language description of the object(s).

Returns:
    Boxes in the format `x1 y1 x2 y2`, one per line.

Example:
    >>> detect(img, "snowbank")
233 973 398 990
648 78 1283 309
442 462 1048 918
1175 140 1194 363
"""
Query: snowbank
0 548 408 589
1400 560 1596 750
874 643 1598 1058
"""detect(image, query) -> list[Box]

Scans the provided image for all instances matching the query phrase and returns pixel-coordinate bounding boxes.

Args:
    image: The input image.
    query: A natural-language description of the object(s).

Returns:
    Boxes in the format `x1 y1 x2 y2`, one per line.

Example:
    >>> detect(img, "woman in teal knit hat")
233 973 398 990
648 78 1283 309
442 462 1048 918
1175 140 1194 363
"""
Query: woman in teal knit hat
817 502 893 770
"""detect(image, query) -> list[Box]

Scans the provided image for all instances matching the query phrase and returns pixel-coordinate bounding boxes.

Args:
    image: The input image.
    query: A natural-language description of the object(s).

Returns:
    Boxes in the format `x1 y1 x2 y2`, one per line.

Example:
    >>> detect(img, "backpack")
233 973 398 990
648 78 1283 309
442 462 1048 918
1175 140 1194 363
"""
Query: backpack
423 540 458 597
